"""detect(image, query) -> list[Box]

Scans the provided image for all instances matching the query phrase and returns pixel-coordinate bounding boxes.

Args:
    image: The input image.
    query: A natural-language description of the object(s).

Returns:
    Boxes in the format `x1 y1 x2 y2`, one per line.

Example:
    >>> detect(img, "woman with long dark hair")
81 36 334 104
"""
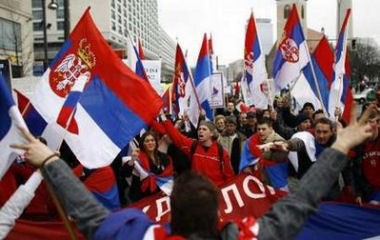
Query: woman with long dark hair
121 131 173 202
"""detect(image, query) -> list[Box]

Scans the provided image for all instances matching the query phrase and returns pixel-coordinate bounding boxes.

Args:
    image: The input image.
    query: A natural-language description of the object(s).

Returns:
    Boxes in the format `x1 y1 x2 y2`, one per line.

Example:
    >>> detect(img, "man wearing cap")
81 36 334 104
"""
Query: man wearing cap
160 113 235 186
219 116 246 174
239 111 257 138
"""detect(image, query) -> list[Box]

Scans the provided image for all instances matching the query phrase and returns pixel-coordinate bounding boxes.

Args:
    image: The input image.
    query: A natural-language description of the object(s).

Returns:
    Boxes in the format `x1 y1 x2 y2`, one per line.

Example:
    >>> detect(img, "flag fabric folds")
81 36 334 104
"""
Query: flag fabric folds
272 4 310 92
328 9 352 119
189 34 213 126
171 43 191 116
31 8 163 169
0 76 28 180
296 203 380 240
290 36 332 113
241 12 269 109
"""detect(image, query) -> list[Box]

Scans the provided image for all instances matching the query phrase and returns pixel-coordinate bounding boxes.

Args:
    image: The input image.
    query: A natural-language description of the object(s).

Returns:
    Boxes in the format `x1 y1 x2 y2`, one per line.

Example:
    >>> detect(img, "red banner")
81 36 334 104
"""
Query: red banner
7 174 285 239
130 174 286 224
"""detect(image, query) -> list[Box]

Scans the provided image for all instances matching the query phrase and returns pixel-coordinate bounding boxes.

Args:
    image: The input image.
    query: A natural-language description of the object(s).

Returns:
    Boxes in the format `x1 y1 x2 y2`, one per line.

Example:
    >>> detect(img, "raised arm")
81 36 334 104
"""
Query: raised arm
11 129 110 239
257 105 375 240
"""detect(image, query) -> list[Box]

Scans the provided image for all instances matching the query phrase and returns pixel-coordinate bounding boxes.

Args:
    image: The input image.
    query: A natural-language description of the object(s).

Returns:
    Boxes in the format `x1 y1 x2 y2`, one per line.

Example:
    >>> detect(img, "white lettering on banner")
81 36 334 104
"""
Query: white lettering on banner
142 205 150 213
221 184 244 214
243 176 267 199
155 196 171 222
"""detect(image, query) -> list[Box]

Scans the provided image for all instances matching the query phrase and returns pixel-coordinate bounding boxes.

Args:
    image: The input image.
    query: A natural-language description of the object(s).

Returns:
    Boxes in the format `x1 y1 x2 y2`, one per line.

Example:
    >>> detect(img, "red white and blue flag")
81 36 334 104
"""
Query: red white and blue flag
31 9 163 169
189 34 213 126
328 9 352 119
241 12 269 109
291 36 332 113
171 43 191 116
273 4 310 91
0 76 28 180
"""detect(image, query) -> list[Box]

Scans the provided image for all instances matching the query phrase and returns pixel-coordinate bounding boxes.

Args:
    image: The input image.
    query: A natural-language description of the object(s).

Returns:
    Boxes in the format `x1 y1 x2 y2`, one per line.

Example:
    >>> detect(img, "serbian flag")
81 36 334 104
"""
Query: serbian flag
208 33 216 73
0 76 28 180
189 34 213 126
272 4 310 92
341 52 354 124
14 90 63 150
15 90 47 137
239 134 261 172
31 8 163 169
135 38 149 81
296 203 380 240
73 164 120 211
171 43 191 116
328 9 351 119
241 12 269 109
290 36 332 113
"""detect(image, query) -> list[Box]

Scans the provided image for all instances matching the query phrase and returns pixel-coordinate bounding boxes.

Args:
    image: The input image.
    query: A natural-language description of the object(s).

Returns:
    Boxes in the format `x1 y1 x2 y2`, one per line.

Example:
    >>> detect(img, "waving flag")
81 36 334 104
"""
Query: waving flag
171 43 192 115
0 76 28 180
135 38 149 81
241 12 269 109
208 34 216 73
328 9 351 119
31 8 163 169
189 34 213 126
272 4 310 92
138 38 146 60
291 36 332 113
15 90 47 137
341 52 353 124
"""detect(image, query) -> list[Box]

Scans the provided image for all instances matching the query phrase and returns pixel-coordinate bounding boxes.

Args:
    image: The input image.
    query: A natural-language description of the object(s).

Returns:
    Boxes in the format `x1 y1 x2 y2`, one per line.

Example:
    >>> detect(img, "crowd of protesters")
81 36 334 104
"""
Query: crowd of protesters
0 89 380 239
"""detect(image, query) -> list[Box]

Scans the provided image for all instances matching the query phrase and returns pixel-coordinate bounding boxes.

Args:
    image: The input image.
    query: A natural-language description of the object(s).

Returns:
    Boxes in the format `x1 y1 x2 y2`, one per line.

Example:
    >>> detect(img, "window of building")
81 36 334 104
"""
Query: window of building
111 10 116 20
56 9 64 19
284 4 290 19
301 5 305 19
111 21 116 31
118 15 122 24
32 10 43 20
57 21 64 30
0 18 22 52
33 22 42 31
111 0 115 8
32 0 42 8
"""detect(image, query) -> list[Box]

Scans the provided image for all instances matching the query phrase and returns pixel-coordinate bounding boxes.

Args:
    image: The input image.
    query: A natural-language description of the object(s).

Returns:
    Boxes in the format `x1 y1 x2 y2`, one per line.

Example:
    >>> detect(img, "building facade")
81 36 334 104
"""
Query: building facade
32 0 175 79
276 0 308 41
0 0 34 77
256 18 274 55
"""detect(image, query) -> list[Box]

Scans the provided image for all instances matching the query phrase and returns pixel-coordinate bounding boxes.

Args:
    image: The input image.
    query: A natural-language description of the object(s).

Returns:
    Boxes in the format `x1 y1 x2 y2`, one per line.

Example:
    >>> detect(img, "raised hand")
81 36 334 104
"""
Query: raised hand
10 128 59 167
332 103 376 154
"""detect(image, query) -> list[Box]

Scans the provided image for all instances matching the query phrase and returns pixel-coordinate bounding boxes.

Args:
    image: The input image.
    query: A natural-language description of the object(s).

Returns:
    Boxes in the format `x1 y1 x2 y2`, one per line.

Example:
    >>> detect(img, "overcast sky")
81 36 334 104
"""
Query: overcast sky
157 0 380 66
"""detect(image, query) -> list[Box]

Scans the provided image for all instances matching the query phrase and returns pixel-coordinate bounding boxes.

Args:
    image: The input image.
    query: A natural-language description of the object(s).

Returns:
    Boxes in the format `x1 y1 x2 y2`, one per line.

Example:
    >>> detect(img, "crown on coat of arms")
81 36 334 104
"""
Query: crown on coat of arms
77 38 96 68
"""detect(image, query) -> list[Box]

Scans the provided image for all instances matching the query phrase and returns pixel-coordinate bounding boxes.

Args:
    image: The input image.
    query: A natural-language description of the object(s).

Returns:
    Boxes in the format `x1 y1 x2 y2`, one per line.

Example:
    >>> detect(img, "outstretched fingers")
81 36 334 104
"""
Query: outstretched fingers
358 104 377 126
18 127 36 142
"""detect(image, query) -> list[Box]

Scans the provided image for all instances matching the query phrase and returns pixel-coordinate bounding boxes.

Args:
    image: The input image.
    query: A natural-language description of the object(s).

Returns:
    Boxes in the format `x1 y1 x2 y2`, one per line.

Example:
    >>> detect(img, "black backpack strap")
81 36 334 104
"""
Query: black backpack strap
217 143 225 173
189 140 198 162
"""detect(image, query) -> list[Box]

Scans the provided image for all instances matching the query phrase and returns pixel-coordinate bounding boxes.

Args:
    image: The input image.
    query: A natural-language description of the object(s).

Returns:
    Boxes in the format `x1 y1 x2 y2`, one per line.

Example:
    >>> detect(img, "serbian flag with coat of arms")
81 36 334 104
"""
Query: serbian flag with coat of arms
31 8 163 168
241 12 269 109
272 4 310 92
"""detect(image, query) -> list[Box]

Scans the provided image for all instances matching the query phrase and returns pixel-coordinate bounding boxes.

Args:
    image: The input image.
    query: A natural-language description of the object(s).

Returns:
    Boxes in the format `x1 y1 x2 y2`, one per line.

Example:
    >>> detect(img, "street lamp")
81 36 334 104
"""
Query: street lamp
48 0 58 10
42 0 58 71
